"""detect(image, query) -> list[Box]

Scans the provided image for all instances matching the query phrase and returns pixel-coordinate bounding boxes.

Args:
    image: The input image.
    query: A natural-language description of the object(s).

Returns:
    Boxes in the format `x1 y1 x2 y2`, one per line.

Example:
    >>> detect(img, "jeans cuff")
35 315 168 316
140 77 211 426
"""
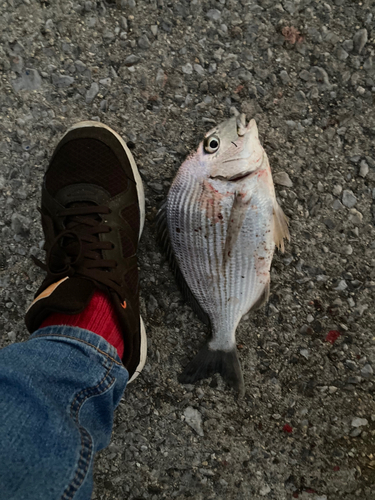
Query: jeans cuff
30 325 123 366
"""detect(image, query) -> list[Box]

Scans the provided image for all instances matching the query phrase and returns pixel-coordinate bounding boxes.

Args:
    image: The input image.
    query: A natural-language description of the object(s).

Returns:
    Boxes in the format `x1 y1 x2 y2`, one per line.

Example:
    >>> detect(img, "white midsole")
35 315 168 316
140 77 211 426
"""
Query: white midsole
65 121 147 382
128 316 147 383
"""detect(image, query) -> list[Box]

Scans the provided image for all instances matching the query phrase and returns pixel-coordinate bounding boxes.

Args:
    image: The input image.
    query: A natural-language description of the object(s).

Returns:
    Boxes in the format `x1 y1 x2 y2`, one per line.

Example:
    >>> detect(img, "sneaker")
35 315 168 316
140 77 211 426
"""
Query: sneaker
25 121 146 382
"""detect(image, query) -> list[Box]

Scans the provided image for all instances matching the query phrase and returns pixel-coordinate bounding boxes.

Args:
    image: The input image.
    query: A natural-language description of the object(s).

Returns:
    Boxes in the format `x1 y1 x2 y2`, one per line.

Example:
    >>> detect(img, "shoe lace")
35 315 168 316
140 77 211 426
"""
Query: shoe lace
32 205 123 296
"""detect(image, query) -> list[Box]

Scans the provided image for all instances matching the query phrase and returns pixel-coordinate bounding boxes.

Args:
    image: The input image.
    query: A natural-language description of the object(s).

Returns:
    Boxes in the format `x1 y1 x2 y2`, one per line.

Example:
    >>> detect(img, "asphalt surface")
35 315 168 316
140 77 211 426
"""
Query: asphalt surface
1 0 375 499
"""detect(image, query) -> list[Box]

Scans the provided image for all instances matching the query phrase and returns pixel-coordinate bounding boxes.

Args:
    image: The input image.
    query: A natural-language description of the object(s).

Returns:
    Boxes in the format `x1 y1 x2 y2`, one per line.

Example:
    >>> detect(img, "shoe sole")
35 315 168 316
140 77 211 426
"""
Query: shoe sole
65 121 147 383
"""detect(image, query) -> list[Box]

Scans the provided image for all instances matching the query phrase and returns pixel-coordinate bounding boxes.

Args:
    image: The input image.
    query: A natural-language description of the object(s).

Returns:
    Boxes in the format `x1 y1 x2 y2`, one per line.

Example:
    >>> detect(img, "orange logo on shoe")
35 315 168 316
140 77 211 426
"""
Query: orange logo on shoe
121 300 127 309
25 277 69 313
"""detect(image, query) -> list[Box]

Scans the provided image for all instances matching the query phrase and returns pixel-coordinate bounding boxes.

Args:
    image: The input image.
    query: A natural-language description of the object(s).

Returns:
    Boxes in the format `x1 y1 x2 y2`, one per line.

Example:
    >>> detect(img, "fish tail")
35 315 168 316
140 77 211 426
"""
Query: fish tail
178 345 245 397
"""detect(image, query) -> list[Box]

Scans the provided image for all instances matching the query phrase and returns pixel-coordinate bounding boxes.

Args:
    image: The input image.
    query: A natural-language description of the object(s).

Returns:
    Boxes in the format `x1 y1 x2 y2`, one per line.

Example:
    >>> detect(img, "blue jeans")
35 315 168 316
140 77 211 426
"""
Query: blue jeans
0 325 128 500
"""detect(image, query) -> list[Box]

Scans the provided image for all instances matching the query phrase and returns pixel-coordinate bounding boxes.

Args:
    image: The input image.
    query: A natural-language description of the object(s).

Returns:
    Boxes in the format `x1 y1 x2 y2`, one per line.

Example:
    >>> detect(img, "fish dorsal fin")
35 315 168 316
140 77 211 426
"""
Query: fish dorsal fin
223 191 252 266
155 201 211 327
273 201 290 253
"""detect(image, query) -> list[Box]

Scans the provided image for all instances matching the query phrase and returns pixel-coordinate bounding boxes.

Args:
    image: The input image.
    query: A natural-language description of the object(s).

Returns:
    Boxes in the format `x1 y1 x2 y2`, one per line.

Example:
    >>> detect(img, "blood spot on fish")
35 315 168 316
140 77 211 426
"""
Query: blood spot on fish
218 213 223 220
176 228 181 233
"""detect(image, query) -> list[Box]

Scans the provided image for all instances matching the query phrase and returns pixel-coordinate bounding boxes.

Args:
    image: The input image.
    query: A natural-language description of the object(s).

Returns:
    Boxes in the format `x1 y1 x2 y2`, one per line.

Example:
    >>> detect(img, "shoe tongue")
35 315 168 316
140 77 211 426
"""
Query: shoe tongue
65 200 102 222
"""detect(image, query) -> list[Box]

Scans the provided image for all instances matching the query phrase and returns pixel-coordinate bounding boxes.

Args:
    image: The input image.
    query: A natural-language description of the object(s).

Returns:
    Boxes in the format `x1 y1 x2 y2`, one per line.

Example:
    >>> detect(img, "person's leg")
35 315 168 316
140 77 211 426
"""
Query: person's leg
0 325 128 500
0 121 146 499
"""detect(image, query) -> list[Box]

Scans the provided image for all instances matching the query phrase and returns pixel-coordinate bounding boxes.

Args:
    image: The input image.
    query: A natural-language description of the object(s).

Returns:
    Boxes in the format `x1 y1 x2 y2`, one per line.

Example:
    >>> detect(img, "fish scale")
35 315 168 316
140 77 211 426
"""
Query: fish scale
169 175 273 346
157 115 290 395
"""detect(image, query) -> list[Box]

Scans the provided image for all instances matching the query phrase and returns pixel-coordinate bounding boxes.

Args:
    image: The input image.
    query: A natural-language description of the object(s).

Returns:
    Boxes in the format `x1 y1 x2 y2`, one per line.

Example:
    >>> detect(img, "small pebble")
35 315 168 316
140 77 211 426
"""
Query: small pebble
352 417 368 427
124 55 140 67
345 360 357 371
347 297 355 308
342 190 357 208
75 60 86 73
349 208 363 225
353 28 368 55
280 70 290 84
343 244 353 256
300 349 310 360
332 199 344 210
120 17 128 30
359 160 369 178
52 73 74 88
336 47 349 61
343 39 354 52
274 172 293 187
99 78 111 87
138 35 151 49
334 280 347 291
184 407 204 436
206 9 221 21
86 82 99 104
156 68 165 86
182 63 193 75
360 364 373 379
332 184 342 196
194 64 205 76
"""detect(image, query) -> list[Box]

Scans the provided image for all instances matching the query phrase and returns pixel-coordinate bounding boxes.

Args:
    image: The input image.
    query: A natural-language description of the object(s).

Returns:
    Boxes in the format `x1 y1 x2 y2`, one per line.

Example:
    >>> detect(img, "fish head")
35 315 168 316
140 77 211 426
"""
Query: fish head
196 115 265 181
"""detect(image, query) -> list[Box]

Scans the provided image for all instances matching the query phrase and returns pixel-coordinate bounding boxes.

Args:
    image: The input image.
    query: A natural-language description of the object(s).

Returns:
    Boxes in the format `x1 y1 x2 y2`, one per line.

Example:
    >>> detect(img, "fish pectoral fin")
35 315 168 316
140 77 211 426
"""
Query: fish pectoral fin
273 201 290 253
178 344 245 397
251 280 270 311
223 192 251 266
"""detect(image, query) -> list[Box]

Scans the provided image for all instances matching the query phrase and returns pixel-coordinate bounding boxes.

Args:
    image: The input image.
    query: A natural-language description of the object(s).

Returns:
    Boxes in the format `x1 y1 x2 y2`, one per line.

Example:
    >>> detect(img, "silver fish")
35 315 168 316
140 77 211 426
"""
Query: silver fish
157 114 290 395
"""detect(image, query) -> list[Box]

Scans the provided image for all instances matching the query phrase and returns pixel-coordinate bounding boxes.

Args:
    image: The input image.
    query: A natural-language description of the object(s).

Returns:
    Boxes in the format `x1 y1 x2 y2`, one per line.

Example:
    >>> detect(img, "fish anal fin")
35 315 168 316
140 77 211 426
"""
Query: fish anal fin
223 192 252 266
178 344 245 398
156 201 210 326
273 202 290 253
251 280 270 311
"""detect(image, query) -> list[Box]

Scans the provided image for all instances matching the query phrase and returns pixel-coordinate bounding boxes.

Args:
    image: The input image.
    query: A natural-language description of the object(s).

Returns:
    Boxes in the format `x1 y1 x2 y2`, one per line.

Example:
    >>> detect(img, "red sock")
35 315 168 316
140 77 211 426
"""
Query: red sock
40 290 124 358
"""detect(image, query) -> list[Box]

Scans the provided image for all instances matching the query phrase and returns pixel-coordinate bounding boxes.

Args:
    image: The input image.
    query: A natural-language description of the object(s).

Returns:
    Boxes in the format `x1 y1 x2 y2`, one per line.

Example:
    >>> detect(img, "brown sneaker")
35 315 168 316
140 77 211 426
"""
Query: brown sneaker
25 121 146 382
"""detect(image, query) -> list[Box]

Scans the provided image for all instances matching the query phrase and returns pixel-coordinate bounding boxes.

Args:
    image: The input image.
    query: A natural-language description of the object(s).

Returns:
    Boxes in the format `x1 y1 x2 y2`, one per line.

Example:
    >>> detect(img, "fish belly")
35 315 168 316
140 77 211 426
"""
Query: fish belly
167 172 274 351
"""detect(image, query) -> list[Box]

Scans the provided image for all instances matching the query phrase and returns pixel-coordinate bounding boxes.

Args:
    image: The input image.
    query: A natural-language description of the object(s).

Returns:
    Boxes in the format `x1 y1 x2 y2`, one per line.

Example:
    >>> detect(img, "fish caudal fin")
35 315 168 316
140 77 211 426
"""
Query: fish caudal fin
273 202 290 253
178 345 245 397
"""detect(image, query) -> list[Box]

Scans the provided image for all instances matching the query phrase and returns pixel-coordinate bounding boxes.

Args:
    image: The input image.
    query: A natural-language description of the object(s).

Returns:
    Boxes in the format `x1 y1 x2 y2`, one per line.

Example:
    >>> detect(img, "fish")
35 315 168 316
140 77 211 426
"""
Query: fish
156 113 290 395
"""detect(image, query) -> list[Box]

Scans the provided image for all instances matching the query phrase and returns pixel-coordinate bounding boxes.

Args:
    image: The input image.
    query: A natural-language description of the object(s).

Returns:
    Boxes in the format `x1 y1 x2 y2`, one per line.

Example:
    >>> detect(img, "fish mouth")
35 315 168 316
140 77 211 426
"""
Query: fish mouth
210 170 254 182
228 170 254 181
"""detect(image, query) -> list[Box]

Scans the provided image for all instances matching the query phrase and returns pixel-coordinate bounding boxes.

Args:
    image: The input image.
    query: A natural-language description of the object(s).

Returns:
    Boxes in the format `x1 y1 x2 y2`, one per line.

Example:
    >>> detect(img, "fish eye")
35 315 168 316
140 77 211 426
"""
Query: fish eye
204 135 220 154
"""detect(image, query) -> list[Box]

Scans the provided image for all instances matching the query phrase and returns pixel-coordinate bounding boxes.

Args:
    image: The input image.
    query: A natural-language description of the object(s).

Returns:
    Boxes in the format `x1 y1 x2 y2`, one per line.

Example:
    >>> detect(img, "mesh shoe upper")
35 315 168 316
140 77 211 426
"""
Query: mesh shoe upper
46 137 128 197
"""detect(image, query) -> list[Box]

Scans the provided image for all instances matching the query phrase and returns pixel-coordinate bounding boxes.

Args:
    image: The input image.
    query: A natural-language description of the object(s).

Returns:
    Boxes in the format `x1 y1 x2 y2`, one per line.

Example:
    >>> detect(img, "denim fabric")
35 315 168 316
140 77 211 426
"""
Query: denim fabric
0 326 128 500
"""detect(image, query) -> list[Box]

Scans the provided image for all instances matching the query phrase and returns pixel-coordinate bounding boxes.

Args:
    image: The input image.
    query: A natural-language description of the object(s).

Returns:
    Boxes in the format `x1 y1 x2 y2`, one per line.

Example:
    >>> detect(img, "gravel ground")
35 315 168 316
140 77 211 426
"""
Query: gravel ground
1 0 375 499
